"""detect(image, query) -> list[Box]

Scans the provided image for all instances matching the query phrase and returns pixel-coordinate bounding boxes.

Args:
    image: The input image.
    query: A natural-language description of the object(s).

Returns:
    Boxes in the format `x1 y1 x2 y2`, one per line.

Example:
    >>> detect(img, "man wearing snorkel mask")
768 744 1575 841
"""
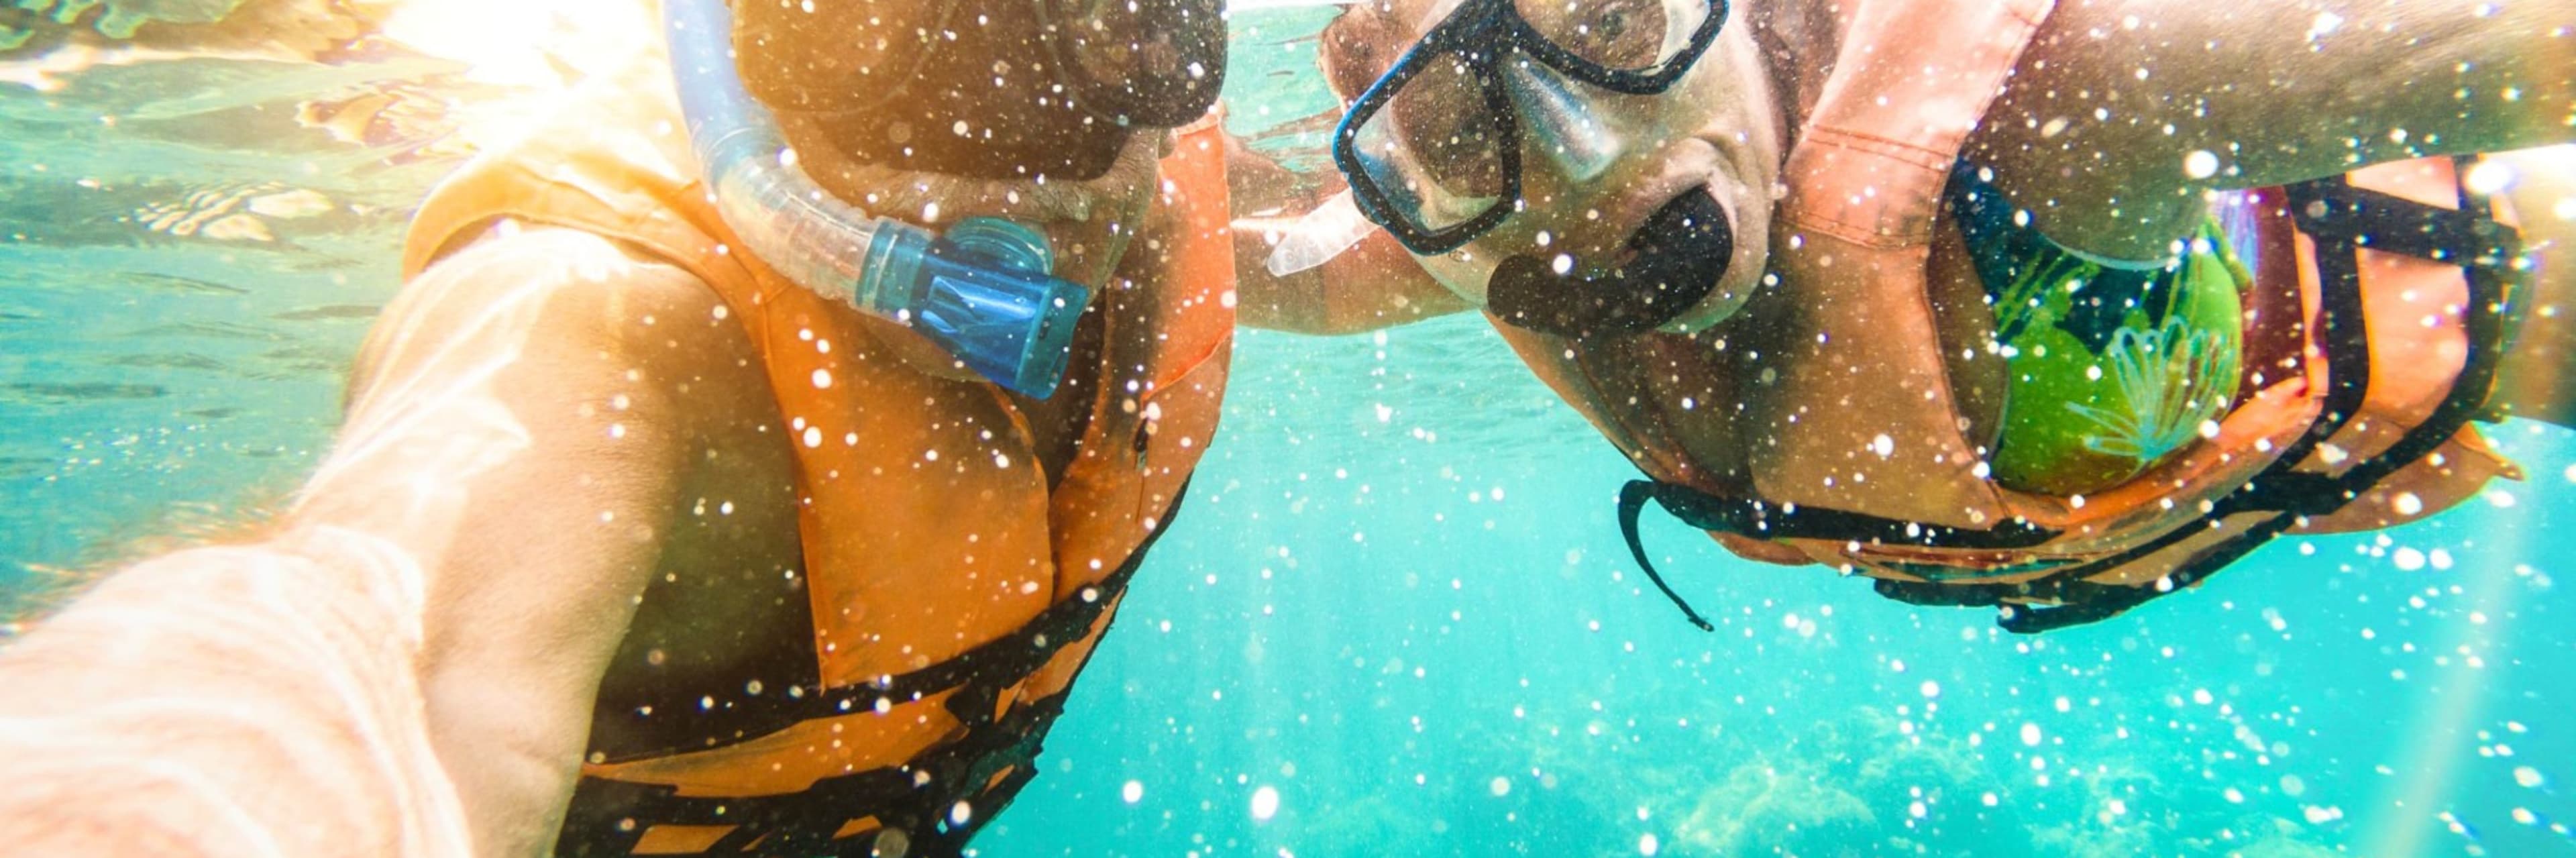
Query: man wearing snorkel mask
0 0 1231 856
1243 0 2576 631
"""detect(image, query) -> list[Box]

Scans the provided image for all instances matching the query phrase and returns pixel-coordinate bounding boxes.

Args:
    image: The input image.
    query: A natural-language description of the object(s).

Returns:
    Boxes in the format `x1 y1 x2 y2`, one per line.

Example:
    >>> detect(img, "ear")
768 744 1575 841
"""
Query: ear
1319 3 1407 104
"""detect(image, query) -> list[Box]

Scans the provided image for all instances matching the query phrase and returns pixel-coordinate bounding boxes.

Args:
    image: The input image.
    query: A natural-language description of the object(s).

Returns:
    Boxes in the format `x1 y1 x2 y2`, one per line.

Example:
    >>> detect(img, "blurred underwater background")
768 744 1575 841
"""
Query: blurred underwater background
5 1 2575 855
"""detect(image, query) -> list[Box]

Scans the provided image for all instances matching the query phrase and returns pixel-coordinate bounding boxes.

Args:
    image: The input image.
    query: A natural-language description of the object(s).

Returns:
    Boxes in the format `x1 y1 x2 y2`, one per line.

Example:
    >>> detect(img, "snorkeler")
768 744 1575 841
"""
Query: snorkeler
1243 0 2576 631
0 0 1231 855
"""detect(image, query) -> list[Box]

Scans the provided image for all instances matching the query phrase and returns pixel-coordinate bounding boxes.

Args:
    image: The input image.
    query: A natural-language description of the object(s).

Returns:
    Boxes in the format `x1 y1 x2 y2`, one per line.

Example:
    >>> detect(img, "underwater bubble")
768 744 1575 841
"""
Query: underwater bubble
1921 680 1941 700
2183 151 2220 179
1250 785 1281 821
1638 833 1660 855
1122 780 1144 804
1489 777 1511 797
2019 722 2042 747
2393 492 2425 517
2516 767 2546 788
2395 548 2427 571
2465 160 2517 195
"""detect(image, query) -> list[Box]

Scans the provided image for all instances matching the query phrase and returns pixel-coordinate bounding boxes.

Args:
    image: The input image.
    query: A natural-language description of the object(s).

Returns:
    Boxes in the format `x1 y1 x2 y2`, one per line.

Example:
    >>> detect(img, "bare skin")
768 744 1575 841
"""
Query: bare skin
0 101 1171 858
1238 0 1784 331
1228 167 1475 334
337 228 803 856
1965 0 2576 260
0 227 756 857
1248 0 2576 417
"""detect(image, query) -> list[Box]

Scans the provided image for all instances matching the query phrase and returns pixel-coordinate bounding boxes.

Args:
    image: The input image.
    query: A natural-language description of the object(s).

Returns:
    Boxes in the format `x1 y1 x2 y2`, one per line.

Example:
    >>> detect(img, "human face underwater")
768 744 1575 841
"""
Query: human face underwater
1326 0 1784 338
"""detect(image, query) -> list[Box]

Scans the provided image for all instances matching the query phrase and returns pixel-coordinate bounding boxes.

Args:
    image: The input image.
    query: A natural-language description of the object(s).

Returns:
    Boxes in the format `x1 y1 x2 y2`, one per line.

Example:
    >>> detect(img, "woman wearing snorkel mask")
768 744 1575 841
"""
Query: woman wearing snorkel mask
1243 0 2576 631
0 0 1233 855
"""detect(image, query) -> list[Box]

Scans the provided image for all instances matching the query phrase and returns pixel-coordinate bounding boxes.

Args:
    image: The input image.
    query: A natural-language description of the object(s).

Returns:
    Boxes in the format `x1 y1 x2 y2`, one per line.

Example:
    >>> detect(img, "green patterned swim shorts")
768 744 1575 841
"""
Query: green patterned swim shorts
1949 163 2251 496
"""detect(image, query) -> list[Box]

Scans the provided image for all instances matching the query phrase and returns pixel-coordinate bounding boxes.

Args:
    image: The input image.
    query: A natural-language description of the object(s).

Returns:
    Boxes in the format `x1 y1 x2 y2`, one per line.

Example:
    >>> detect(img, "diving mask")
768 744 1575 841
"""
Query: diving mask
1324 0 1739 339
1331 0 1727 254
669 0 1090 397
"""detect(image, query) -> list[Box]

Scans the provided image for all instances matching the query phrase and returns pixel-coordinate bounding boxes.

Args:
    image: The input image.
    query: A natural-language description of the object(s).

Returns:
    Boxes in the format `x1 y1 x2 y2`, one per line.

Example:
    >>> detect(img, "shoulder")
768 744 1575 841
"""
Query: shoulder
350 225 761 420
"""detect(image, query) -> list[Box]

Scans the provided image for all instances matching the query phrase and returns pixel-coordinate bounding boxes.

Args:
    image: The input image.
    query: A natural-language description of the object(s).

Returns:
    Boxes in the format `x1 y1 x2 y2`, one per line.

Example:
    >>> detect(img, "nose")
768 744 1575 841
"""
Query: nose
1503 60 1623 184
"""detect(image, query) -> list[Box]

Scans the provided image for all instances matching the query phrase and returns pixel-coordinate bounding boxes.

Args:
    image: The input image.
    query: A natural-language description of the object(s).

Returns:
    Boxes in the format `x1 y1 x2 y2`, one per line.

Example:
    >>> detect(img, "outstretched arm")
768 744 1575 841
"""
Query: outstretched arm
1967 0 2576 258
1234 225 1474 334
0 227 749 857
1226 135 1472 334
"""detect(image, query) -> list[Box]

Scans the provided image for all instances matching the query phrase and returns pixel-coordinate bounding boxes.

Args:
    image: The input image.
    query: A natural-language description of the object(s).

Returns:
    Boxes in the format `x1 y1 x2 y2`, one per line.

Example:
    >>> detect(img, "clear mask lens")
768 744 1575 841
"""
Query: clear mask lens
1351 49 1509 233
1503 59 1623 182
1511 0 1709 72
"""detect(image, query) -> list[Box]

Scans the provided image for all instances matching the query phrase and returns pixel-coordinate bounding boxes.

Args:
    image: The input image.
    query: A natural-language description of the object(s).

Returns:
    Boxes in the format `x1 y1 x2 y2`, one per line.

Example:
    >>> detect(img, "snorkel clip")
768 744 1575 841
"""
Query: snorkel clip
665 0 1091 398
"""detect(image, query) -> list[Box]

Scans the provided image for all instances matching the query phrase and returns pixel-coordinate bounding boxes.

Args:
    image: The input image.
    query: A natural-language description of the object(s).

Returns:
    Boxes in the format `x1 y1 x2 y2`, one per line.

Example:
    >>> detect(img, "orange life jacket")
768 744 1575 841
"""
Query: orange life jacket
400 87 1236 855
1497 0 2530 633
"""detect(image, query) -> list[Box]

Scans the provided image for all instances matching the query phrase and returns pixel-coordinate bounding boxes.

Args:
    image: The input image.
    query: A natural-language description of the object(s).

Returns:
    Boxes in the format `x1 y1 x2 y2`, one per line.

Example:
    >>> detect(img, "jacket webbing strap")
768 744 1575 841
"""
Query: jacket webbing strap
559 483 1189 855
1623 160 2526 633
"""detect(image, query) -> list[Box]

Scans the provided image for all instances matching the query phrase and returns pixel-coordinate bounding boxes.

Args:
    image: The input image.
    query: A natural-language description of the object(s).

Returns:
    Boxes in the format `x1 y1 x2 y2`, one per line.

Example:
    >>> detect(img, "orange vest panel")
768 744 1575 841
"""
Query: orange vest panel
400 78 1235 849
1510 0 2520 617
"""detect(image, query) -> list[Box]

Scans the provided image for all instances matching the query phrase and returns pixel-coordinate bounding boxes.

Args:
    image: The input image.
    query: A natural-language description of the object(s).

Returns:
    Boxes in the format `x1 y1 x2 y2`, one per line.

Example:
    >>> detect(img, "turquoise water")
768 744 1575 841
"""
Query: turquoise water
7 7 2576 857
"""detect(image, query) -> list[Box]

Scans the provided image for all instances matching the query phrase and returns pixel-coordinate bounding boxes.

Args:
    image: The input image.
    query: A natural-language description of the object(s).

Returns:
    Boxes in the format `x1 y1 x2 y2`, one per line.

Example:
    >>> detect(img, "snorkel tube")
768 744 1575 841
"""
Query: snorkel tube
664 0 1090 398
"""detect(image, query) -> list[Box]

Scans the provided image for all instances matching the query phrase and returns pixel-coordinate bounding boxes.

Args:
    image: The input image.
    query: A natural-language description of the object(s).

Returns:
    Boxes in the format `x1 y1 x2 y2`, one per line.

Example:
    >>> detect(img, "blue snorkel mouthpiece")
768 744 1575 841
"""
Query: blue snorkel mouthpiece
665 0 1091 398
855 219 1087 397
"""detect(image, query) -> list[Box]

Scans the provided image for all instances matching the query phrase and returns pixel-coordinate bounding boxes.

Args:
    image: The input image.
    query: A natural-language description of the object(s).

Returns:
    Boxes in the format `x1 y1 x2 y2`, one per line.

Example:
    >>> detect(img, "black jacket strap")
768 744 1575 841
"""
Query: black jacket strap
1616 161 2529 634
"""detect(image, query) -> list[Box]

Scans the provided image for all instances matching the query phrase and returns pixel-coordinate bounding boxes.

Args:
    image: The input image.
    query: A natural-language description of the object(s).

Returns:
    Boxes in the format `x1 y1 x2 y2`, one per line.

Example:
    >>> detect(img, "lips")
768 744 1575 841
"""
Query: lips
1486 186 1733 339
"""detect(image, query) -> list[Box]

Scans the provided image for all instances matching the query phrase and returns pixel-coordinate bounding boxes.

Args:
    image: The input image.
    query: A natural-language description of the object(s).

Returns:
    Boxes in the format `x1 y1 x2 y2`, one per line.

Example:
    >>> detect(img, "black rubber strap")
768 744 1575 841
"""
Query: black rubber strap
1616 164 2528 634
1617 479 2059 631
591 482 1187 764
1955 177 2391 627
559 484 1192 856
1618 482 1715 631
559 691 1078 857
1995 164 2525 631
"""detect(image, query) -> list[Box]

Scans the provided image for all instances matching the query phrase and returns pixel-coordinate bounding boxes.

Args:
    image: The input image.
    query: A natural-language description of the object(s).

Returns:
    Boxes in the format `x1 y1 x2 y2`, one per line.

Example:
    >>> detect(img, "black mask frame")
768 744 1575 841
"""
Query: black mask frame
1330 0 1727 255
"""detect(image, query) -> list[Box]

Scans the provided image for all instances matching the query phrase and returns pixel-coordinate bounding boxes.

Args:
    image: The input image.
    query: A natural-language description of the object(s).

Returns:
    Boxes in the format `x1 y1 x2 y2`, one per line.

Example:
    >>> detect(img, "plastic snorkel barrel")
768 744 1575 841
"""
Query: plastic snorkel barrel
664 0 1091 398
